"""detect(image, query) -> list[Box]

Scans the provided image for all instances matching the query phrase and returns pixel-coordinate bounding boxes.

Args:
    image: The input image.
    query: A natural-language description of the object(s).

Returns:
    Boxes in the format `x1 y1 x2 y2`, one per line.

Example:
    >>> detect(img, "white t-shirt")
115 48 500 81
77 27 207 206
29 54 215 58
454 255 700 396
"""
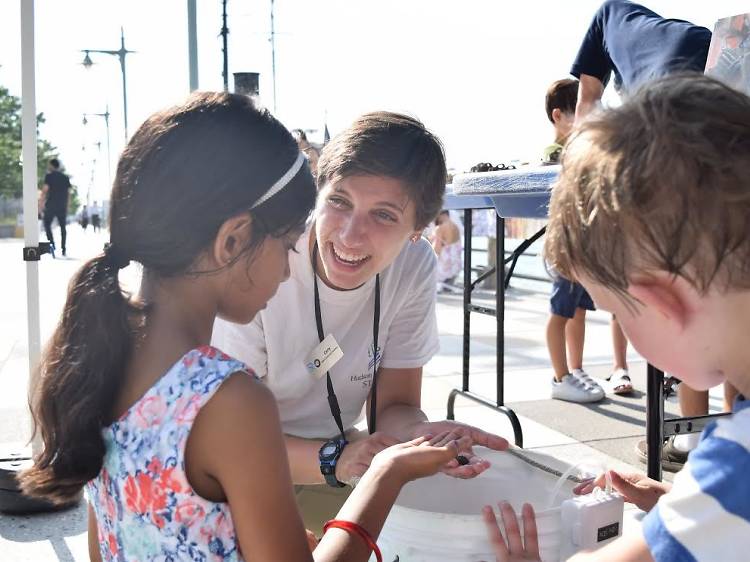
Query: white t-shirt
212 227 440 439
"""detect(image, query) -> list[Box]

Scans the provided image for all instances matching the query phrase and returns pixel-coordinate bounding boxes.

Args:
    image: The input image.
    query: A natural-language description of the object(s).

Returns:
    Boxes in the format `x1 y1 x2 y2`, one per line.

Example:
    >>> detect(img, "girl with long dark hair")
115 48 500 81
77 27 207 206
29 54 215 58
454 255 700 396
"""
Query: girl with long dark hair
19 92 460 561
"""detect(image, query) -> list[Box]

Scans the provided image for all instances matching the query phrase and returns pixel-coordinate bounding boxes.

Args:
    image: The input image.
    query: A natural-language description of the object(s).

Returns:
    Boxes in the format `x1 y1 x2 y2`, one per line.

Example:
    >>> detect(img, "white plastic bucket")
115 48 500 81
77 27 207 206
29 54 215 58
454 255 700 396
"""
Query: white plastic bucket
375 448 579 562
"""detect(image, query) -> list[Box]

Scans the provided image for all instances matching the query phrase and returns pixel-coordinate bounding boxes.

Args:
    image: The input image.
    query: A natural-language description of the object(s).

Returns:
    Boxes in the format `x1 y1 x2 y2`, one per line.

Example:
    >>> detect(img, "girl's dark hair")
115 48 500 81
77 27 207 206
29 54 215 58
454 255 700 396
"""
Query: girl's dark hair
20 92 315 503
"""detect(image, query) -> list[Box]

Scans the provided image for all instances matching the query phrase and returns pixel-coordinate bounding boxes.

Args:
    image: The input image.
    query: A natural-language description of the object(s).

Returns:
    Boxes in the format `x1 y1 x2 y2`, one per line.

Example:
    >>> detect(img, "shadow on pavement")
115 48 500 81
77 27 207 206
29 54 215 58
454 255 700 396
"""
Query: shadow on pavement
0 499 86 561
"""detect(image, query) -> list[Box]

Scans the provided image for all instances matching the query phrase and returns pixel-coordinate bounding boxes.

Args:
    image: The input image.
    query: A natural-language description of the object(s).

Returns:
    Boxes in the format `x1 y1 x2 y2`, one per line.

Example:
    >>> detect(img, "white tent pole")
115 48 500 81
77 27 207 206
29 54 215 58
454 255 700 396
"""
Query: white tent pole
20 0 42 455
188 0 199 91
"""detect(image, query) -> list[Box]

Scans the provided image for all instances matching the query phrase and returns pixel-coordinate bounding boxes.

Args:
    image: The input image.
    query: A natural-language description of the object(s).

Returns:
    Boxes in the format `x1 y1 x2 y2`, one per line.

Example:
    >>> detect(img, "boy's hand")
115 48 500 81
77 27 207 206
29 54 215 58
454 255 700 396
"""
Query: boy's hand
412 420 509 479
574 469 670 513
370 431 467 482
482 501 541 562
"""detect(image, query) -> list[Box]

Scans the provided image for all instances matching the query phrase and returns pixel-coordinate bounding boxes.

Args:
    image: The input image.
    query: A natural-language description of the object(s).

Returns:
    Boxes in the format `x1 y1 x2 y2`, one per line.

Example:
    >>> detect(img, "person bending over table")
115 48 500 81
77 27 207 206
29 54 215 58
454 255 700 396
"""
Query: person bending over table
213 111 508 534
569 0 713 402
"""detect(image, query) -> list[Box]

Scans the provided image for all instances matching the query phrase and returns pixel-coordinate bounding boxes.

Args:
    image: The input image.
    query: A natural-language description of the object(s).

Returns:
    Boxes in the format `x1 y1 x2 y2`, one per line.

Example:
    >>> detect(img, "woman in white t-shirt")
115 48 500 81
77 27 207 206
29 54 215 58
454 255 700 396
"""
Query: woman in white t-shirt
213 112 508 533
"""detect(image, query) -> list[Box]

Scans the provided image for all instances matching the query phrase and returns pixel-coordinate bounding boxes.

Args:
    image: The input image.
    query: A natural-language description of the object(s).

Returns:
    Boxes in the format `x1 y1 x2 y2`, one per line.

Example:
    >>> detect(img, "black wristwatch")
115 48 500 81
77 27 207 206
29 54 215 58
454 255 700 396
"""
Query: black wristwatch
319 438 347 488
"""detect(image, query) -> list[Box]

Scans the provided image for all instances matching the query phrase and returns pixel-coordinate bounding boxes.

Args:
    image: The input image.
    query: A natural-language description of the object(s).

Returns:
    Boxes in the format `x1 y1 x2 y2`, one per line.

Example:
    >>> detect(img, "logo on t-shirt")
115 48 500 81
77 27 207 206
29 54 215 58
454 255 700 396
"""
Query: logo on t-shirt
367 344 382 372
350 344 382 388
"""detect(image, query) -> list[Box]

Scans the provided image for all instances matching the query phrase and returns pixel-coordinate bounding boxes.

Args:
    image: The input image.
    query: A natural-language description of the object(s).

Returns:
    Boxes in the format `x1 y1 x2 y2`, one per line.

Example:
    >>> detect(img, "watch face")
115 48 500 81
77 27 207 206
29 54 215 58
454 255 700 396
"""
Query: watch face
321 444 338 457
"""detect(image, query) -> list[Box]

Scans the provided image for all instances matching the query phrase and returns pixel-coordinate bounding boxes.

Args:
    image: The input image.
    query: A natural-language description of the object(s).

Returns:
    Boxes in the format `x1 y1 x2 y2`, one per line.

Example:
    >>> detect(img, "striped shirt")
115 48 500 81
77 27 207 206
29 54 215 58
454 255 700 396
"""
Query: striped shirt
643 398 750 561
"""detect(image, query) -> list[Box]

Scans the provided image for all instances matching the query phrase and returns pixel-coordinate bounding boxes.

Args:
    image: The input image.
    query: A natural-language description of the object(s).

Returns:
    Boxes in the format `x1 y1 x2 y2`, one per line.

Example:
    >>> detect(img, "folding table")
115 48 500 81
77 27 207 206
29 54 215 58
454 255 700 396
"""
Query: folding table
443 165 715 480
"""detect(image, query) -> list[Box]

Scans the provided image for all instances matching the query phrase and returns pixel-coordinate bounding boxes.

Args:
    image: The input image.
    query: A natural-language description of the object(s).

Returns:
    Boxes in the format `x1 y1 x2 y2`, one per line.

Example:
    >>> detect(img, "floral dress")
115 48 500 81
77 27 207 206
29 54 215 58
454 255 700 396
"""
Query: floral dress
86 346 252 561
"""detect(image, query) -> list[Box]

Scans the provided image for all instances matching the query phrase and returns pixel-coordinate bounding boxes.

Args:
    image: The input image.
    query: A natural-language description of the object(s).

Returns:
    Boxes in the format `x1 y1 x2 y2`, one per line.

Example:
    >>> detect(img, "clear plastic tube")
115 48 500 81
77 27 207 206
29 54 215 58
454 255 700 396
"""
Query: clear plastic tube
546 461 610 509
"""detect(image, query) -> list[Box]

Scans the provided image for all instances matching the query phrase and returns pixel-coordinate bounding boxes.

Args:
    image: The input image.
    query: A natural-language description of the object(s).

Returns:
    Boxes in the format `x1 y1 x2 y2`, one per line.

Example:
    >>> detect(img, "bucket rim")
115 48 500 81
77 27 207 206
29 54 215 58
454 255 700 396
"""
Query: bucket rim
389 502 562 521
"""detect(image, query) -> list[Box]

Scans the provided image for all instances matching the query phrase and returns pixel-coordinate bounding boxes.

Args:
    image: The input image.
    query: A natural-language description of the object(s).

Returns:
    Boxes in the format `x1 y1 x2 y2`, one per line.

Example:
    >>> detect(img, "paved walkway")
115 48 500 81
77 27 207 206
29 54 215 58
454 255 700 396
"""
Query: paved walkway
0 226 726 560
1 226 108 562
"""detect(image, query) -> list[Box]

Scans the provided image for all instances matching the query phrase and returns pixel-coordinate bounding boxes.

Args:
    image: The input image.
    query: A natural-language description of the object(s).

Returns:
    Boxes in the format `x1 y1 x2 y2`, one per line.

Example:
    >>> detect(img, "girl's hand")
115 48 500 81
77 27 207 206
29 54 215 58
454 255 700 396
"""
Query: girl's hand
574 469 670 513
482 502 541 562
412 420 509 479
370 431 467 483
305 529 318 551
335 432 401 484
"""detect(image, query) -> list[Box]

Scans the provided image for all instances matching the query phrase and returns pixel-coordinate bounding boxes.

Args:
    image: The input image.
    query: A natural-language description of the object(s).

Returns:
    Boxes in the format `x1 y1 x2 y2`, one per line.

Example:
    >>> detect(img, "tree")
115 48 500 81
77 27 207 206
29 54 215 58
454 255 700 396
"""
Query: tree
0 83 61 200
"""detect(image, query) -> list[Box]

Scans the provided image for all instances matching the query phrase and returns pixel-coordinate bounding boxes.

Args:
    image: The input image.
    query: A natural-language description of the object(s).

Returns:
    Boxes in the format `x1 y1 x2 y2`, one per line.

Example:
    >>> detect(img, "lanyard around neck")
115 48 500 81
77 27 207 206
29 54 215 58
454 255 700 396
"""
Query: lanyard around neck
312 241 381 439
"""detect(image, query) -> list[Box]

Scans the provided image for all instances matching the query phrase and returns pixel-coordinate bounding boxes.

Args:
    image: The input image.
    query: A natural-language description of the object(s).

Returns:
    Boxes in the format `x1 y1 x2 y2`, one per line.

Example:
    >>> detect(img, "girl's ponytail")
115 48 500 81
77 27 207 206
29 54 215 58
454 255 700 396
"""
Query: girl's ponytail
19 252 142 504
18 91 315 504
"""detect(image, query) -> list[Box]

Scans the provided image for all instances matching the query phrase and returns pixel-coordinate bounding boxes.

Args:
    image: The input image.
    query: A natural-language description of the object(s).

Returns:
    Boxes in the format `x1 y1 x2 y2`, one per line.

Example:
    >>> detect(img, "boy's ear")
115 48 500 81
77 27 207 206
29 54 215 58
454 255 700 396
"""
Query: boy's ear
551 107 562 124
628 276 689 329
212 213 253 267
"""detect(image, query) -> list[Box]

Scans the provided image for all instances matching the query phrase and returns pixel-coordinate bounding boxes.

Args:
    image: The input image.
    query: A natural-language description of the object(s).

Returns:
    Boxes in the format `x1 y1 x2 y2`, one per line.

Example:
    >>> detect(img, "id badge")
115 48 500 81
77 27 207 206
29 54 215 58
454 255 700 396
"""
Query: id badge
304 333 344 379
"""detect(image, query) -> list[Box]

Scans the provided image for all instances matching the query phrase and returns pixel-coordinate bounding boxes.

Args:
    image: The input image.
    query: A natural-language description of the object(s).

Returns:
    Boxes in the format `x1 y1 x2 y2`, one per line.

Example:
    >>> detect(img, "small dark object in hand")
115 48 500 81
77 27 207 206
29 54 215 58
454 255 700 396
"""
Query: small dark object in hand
456 455 470 466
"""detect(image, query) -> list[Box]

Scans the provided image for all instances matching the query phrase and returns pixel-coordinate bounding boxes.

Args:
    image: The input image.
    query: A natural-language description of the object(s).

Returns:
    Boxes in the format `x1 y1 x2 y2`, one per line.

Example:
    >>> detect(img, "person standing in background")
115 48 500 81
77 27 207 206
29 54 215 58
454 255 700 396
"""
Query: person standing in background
41 158 71 257
293 128 321 179
544 79 607 403
79 205 89 231
90 201 102 233
430 210 462 293
571 0 716 460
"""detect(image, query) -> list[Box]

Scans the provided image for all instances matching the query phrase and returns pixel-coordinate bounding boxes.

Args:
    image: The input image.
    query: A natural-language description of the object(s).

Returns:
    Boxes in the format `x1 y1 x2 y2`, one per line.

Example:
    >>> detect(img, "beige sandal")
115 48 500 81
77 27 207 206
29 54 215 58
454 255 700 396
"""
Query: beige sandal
608 368 633 395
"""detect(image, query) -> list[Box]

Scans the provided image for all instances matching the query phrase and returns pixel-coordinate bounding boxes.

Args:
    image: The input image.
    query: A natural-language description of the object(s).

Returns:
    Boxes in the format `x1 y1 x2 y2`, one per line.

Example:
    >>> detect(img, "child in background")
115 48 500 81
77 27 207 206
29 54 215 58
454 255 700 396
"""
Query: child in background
486 75 750 562
430 210 463 292
542 79 576 166
19 92 461 562
544 79 606 404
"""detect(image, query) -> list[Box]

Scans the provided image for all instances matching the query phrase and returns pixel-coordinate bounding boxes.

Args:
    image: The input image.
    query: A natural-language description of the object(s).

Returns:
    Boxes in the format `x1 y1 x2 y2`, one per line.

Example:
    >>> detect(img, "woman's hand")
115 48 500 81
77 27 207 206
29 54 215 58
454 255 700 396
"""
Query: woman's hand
482 502 541 562
335 432 401 484
412 420 509 479
574 469 670 513
369 431 467 483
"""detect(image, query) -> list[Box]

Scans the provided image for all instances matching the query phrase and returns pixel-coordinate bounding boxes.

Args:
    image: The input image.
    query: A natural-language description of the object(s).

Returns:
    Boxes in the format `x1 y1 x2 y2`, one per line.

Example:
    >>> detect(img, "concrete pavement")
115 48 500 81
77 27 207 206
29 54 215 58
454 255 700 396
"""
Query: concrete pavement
1 225 109 561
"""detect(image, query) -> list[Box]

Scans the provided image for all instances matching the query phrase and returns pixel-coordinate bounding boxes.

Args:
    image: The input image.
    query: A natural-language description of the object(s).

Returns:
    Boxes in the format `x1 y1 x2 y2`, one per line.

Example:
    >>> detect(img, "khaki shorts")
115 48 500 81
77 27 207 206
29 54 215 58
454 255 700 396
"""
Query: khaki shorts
294 483 353 536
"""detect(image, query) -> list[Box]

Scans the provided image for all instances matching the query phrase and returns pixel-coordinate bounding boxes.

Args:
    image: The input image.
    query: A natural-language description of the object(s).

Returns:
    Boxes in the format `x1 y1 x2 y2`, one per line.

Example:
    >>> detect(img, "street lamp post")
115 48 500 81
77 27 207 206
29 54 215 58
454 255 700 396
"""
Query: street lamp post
82 105 112 190
80 142 100 207
221 0 229 92
82 28 135 141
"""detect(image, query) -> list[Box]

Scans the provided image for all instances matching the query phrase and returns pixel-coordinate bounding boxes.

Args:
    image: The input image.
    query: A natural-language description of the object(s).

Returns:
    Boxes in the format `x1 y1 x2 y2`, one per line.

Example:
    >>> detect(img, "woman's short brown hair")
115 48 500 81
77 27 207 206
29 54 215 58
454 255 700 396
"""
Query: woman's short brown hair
545 74 750 297
317 111 447 229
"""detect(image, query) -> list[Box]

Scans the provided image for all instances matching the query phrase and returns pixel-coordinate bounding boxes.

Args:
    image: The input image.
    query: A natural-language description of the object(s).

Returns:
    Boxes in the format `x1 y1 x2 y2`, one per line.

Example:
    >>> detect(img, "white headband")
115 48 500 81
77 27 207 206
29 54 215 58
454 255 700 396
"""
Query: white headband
251 152 306 209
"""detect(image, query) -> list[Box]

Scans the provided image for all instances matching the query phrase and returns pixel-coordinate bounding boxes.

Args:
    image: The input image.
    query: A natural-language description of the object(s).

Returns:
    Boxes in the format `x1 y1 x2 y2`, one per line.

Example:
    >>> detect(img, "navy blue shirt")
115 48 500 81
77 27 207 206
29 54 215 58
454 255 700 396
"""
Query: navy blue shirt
43 170 71 211
571 0 712 94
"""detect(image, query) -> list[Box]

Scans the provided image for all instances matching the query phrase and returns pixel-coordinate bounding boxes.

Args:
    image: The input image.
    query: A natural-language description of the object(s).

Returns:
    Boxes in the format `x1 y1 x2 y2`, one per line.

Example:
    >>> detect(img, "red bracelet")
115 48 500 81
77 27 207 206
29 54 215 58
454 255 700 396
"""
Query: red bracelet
323 519 382 562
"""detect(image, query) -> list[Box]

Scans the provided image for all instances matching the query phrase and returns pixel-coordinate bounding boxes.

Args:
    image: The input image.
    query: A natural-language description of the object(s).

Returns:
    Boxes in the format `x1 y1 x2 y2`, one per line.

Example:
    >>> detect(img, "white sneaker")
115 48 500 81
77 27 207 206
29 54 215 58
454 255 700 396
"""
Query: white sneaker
551 373 604 403
571 369 605 399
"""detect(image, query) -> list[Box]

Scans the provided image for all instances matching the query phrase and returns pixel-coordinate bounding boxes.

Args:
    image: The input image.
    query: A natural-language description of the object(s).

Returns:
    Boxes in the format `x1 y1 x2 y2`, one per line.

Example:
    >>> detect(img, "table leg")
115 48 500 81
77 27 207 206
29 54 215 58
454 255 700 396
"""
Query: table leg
445 209 523 447
462 209 472 393
646 364 664 481
449 209 473 422
496 214 505 407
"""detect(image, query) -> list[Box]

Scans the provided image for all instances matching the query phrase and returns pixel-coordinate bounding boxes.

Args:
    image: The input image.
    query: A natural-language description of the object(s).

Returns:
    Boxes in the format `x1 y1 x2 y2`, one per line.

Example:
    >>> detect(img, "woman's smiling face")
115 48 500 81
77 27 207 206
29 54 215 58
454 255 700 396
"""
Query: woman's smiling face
313 174 420 290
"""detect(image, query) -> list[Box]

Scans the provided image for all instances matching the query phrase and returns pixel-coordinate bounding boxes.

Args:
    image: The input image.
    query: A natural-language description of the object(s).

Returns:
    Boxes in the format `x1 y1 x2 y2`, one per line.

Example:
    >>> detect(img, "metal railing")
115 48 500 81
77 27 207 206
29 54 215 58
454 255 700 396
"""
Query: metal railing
468 240 551 284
